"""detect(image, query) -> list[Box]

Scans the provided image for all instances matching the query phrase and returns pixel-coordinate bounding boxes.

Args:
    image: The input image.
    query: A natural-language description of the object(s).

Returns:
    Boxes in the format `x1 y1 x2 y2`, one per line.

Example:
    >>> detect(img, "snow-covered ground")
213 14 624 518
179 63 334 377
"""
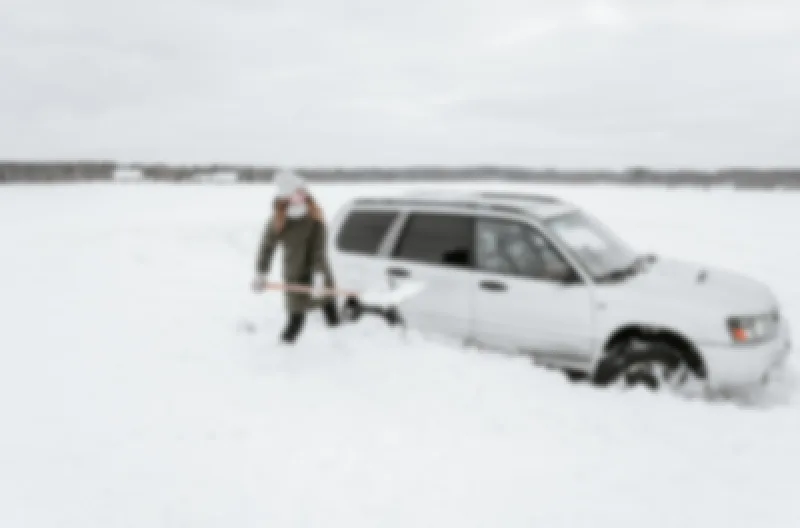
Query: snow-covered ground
1 181 799 527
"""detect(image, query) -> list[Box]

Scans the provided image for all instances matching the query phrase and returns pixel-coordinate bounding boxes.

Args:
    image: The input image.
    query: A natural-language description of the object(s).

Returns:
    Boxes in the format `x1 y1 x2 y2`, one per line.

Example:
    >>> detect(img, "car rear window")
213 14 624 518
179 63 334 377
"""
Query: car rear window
336 209 399 255
391 213 473 267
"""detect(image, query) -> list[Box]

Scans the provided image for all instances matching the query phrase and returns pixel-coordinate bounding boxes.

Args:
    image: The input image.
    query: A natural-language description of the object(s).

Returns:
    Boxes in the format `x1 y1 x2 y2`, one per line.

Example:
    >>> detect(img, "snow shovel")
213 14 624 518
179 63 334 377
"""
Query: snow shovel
260 280 424 327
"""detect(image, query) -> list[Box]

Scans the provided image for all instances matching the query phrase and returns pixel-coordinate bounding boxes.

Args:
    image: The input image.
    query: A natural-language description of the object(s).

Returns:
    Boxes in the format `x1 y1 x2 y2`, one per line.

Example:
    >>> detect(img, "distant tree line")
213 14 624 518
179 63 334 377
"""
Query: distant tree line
1 160 800 189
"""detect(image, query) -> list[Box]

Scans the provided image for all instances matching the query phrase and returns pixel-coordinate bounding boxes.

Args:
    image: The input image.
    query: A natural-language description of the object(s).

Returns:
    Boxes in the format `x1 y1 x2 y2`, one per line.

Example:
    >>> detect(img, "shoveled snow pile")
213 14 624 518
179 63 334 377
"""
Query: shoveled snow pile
0 182 798 527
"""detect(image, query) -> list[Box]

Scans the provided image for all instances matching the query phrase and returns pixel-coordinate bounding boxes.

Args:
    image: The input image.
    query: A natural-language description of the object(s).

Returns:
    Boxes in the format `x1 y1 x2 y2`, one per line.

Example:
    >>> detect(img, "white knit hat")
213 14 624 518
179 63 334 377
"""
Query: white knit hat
274 168 305 198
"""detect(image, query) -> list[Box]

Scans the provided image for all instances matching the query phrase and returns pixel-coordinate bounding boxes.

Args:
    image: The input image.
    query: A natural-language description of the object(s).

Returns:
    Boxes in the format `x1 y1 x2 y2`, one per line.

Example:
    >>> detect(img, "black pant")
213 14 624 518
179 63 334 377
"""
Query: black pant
280 299 340 343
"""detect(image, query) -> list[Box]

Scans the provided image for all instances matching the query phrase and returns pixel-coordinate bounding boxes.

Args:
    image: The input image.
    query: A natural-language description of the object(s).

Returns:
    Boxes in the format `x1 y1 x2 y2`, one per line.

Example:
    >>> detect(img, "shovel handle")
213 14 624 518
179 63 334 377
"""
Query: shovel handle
263 281 360 297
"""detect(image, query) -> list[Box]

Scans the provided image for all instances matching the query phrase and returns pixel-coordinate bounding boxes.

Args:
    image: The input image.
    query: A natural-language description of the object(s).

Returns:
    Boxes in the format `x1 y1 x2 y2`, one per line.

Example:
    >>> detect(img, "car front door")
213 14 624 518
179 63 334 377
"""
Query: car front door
384 211 474 341
471 216 595 369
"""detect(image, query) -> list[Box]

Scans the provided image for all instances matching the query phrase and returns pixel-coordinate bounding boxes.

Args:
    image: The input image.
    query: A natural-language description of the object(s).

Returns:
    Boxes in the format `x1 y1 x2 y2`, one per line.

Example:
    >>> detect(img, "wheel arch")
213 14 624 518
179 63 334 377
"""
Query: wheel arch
602 324 708 379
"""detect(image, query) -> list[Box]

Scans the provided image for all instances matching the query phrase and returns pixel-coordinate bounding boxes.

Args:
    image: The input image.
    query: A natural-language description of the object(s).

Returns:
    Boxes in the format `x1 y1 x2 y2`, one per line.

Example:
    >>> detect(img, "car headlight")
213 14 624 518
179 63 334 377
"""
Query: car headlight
727 311 780 344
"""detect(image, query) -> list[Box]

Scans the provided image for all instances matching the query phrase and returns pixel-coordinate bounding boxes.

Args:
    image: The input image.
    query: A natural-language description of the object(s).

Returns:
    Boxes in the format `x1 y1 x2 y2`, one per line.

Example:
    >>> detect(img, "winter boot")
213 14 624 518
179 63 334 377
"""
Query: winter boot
280 313 306 344
322 300 340 327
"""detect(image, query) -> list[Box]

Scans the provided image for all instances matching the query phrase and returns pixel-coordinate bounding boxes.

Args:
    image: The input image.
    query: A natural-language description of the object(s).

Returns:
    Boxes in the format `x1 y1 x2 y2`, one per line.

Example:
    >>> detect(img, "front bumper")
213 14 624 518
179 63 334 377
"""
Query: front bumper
699 319 792 390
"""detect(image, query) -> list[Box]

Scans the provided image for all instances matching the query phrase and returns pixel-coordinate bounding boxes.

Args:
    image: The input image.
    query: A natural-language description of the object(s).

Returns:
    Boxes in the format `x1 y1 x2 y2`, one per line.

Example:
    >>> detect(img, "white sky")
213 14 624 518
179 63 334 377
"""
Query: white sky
1 0 798 168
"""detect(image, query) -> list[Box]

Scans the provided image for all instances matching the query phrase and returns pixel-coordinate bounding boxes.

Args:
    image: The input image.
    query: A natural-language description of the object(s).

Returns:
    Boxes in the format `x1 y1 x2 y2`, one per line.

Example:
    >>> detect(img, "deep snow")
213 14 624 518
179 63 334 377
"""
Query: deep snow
0 181 798 527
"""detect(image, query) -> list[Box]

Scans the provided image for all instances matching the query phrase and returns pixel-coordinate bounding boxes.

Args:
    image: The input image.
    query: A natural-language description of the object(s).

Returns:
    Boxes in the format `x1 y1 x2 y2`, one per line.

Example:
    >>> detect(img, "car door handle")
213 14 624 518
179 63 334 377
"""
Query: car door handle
480 280 507 292
387 267 411 278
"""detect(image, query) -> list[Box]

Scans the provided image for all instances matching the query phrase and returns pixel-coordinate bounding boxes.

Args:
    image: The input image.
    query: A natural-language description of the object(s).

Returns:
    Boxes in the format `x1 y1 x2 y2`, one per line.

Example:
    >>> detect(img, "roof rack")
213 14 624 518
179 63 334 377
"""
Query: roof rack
478 191 561 204
352 196 531 217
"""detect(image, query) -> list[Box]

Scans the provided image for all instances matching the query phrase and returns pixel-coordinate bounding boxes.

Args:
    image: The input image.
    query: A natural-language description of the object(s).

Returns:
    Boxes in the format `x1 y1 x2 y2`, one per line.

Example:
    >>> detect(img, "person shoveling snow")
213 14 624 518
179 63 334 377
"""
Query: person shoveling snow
251 168 421 343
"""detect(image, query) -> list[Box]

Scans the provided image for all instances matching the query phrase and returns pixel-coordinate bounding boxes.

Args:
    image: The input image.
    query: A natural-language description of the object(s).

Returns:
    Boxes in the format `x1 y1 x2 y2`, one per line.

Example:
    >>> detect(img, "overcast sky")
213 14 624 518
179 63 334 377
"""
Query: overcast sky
1 0 798 168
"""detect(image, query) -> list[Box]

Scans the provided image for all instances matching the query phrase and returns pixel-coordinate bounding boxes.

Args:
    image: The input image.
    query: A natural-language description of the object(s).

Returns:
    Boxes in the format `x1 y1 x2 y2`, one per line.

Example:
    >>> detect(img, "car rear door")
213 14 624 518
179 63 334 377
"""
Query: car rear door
383 211 475 341
471 216 595 369
329 206 403 296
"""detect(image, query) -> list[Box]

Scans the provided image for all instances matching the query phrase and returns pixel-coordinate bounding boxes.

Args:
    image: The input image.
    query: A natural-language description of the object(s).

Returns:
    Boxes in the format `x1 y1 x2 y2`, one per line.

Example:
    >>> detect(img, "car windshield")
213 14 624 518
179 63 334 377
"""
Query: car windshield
544 210 638 279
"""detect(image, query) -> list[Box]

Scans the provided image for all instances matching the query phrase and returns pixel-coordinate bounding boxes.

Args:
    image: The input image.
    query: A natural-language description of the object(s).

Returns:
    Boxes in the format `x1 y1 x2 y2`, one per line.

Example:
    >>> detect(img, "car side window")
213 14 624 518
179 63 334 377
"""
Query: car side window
392 213 473 267
336 209 399 255
476 218 574 281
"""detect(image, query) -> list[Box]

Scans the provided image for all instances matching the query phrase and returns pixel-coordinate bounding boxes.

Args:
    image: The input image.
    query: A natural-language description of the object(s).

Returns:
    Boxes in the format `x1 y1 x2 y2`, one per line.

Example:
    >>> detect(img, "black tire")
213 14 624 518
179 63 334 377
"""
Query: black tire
592 337 689 391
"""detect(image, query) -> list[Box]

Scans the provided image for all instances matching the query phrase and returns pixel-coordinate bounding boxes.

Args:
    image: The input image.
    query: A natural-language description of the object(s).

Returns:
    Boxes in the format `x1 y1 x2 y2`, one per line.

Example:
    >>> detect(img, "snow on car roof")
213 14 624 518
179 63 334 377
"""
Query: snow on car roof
475 191 577 219
391 188 577 220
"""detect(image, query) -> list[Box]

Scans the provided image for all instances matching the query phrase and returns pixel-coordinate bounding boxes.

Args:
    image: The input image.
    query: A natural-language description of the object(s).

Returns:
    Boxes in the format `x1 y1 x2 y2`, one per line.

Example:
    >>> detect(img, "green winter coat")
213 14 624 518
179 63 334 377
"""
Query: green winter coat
255 214 336 313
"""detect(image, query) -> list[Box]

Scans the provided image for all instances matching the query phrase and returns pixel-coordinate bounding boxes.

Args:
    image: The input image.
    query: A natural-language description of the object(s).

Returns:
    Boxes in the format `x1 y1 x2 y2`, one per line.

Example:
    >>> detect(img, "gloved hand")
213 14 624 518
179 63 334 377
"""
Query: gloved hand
251 273 267 292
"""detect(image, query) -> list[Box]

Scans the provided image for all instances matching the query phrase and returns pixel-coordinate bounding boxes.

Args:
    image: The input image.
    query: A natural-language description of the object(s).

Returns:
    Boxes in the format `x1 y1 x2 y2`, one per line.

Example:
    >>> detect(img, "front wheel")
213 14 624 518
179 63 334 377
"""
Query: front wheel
593 337 694 391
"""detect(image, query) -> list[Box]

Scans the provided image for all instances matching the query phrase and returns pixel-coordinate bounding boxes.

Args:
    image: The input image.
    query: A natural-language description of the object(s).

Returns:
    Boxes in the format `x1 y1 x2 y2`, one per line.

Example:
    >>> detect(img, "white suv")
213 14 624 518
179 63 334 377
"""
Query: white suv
327 189 792 392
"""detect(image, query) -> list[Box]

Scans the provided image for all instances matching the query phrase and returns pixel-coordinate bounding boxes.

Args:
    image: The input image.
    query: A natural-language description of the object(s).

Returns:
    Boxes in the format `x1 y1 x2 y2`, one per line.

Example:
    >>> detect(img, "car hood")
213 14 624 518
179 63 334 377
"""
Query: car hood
606 256 777 316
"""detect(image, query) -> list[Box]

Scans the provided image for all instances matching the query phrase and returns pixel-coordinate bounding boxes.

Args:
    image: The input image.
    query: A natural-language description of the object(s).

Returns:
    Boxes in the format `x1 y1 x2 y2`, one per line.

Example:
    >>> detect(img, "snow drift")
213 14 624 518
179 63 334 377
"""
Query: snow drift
0 182 798 528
